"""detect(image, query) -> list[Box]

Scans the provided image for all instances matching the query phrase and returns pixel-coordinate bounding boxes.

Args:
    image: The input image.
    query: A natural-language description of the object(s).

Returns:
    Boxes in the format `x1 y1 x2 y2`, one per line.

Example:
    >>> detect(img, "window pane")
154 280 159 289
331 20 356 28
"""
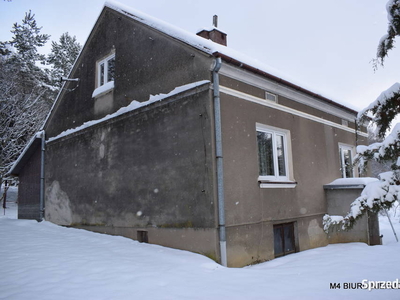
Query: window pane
100 63 105 86
273 226 283 256
343 149 353 178
257 131 274 176
276 134 286 176
283 224 295 253
107 57 115 82
266 92 276 102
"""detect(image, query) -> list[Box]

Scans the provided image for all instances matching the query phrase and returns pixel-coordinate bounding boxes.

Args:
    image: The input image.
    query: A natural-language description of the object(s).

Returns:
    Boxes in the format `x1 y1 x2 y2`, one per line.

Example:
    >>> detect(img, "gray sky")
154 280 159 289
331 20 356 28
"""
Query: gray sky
1 0 399 111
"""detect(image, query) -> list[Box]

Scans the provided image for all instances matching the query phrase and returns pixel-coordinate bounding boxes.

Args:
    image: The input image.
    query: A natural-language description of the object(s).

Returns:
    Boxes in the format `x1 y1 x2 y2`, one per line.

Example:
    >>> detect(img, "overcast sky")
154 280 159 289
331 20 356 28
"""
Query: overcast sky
1 0 399 111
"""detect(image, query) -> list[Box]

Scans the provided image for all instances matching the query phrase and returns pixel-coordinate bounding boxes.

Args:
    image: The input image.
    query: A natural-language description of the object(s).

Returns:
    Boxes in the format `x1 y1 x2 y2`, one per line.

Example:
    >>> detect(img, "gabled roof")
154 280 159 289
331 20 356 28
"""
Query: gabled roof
105 0 358 114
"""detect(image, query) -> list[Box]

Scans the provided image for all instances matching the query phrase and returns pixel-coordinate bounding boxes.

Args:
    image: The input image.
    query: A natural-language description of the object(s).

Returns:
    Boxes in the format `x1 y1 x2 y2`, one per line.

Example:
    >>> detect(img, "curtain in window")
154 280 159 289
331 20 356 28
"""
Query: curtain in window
257 131 274 176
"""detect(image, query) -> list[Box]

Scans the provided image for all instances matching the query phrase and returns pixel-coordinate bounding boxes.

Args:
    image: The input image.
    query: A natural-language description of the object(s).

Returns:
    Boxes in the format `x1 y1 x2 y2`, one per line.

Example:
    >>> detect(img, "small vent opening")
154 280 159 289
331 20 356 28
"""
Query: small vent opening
137 230 148 243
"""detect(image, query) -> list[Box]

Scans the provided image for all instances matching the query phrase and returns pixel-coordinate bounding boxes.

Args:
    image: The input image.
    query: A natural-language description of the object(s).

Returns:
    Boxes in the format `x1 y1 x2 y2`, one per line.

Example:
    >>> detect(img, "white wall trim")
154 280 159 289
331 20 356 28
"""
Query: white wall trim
259 182 297 189
220 85 369 137
220 63 357 122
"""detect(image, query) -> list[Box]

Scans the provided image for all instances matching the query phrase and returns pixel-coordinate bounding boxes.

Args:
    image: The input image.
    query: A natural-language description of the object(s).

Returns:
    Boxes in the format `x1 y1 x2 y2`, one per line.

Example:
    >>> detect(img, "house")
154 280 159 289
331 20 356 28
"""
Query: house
10 0 377 267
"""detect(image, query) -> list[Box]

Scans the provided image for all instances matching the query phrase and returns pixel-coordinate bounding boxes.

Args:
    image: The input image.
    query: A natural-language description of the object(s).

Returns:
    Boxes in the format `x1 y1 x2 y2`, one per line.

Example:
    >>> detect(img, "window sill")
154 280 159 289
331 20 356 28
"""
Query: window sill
92 81 114 98
259 180 297 189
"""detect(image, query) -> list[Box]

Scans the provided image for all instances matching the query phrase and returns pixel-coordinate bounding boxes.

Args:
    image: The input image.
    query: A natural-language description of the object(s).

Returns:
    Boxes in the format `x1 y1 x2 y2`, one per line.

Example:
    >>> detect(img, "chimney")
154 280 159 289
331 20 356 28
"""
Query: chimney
196 15 227 46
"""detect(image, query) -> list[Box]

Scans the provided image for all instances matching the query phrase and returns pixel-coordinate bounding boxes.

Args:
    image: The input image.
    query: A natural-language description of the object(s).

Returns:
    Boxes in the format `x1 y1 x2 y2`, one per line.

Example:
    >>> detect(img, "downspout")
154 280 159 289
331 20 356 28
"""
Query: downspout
39 130 45 221
212 57 227 267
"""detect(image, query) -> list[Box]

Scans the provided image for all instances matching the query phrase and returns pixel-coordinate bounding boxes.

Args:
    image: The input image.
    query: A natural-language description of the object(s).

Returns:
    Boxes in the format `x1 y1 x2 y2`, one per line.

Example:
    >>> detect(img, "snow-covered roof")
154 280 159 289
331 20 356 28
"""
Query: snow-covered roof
48 80 210 143
105 0 358 113
9 131 44 176
324 177 378 189
196 26 228 35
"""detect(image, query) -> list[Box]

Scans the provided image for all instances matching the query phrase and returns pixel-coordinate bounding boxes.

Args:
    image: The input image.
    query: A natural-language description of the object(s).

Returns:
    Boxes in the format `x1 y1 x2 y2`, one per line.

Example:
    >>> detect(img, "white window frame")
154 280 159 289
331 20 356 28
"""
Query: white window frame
256 123 295 187
97 53 115 88
339 143 356 178
265 91 277 102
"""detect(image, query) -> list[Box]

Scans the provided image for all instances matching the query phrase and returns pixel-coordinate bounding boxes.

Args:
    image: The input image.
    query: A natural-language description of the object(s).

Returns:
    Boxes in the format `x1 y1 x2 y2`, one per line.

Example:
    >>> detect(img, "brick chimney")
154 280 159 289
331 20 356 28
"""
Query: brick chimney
196 15 227 46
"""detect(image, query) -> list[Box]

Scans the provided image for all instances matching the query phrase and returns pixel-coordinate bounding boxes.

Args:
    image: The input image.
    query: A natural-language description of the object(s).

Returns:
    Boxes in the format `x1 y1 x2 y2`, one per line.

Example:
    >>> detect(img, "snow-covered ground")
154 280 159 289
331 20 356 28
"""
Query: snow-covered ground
1 199 399 300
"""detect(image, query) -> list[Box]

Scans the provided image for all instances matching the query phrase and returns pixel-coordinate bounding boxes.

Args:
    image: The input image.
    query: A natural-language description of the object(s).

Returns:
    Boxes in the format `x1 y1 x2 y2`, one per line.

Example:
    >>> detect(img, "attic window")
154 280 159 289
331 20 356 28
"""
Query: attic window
97 53 115 87
266 91 277 102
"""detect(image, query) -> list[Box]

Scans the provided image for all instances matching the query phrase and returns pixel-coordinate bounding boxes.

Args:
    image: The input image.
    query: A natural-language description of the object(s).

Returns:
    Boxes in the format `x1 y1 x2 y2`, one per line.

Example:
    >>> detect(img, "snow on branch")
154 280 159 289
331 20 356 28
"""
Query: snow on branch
374 0 400 67
357 82 400 138
324 82 400 232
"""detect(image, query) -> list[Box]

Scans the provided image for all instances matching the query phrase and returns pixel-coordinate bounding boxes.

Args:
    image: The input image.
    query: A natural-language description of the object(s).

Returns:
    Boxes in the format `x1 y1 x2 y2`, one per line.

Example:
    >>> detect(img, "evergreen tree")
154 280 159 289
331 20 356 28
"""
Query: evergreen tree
47 32 81 87
323 0 400 231
10 10 49 66
374 0 400 69
0 11 53 185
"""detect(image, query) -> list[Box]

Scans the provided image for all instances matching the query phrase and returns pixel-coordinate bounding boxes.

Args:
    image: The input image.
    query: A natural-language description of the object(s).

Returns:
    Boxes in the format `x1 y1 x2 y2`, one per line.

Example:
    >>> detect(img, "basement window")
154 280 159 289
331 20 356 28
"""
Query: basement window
137 230 148 243
273 222 296 257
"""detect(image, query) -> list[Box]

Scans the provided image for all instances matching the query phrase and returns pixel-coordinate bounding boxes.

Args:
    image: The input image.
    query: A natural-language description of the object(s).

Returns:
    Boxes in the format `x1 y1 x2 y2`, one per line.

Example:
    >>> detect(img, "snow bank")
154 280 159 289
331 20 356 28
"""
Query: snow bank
1 214 399 299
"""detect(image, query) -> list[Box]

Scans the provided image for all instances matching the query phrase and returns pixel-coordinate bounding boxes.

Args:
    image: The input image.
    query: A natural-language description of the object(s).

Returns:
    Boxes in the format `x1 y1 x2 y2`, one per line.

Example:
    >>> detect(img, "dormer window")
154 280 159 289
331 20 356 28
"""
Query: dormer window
97 53 115 87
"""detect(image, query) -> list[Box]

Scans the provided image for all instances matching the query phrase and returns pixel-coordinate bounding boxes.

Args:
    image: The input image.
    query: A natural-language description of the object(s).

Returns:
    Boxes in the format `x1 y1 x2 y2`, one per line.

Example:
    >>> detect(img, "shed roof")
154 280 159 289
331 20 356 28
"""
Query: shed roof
9 132 43 176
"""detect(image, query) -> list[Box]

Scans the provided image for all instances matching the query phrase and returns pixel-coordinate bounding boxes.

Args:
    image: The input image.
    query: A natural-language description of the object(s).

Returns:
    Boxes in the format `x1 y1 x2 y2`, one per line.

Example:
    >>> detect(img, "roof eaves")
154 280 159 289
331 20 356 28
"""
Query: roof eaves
213 52 358 115
103 1 358 115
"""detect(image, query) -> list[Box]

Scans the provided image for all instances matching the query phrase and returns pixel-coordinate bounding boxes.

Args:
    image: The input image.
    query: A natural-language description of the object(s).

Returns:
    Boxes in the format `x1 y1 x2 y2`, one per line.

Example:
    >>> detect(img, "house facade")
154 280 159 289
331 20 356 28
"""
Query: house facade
10 1 372 267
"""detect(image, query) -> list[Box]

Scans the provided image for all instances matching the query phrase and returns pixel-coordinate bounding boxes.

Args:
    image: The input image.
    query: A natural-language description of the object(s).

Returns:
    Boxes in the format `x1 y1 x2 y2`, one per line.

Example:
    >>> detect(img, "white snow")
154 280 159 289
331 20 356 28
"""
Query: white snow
196 26 228 35
48 80 210 142
356 123 400 164
325 177 378 186
1 200 400 300
92 80 114 98
8 131 44 175
358 82 400 119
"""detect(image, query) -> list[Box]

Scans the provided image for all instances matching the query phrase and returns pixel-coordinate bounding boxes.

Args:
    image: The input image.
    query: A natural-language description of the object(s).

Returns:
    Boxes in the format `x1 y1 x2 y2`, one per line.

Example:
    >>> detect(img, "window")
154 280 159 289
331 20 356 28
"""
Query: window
257 124 290 182
265 91 277 102
97 53 115 87
339 144 355 178
137 230 148 243
273 222 296 257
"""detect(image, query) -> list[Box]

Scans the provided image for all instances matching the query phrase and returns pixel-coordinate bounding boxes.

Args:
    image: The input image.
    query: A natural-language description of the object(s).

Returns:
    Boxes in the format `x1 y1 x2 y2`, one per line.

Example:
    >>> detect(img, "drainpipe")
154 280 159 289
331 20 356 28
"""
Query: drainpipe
212 57 227 267
39 130 45 221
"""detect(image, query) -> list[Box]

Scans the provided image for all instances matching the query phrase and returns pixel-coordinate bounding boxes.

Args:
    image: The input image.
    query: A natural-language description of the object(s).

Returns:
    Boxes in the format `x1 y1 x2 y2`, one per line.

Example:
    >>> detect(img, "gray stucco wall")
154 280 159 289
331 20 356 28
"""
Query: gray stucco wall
45 7 213 138
17 146 41 220
218 74 363 266
325 187 380 245
45 86 219 258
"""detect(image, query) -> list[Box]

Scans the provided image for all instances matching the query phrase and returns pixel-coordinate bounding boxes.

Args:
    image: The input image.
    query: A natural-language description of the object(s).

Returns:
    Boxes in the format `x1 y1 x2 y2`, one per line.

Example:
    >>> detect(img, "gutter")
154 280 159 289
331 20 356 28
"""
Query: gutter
213 52 358 115
212 57 227 267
